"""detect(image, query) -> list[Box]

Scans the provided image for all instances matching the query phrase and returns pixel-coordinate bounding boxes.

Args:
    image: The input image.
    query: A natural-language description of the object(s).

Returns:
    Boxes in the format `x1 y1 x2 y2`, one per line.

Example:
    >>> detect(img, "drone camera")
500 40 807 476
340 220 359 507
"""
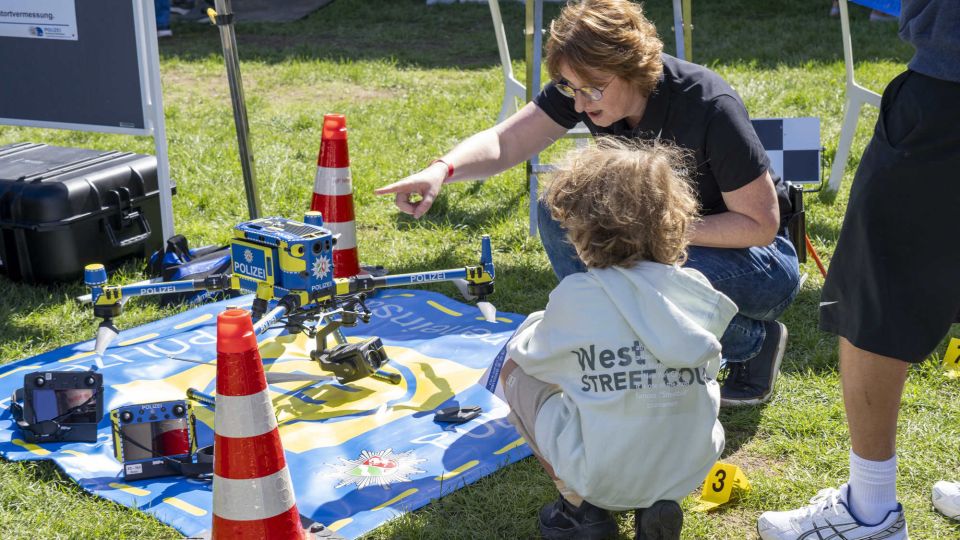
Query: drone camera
316 337 391 384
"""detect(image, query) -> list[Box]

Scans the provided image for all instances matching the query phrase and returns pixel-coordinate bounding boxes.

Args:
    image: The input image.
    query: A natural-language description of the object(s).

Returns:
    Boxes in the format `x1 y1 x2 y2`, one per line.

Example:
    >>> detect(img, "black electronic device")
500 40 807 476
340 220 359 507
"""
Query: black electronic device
110 399 211 481
313 337 399 385
786 182 807 265
434 405 482 424
10 370 104 443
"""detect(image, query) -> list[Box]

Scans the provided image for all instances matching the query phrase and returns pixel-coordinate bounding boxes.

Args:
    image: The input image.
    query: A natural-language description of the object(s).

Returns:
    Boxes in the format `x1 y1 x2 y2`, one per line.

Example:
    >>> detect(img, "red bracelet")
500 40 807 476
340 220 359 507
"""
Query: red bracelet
431 159 454 181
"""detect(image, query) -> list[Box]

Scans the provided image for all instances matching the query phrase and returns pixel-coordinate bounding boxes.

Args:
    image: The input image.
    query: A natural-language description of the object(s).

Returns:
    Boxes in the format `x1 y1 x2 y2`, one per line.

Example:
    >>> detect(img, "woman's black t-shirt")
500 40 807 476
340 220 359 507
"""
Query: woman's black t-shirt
534 53 792 221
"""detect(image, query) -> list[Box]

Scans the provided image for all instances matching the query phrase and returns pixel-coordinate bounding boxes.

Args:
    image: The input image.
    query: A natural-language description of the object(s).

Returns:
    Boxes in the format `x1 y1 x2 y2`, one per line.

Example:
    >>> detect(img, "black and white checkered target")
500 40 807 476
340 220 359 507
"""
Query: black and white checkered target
752 118 820 184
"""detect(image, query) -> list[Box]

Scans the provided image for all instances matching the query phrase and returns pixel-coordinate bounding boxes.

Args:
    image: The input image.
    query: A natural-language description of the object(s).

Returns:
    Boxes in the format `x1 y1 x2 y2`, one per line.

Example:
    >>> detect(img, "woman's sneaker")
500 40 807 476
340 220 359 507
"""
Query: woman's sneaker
932 480 960 521
538 495 617 540
757 486 907 540
635 500 683 540
721 320 787 406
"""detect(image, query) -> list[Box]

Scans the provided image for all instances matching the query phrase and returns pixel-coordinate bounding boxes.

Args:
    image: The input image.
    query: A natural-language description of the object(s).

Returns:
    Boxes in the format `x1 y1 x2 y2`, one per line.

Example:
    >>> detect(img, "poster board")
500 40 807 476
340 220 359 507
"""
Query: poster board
0 0 175 240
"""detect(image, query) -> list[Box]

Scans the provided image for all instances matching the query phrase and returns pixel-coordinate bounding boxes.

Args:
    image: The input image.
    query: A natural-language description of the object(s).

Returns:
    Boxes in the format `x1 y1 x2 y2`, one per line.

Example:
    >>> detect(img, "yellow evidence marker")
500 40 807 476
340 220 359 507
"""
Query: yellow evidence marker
943 338 960 379
692 462 751 512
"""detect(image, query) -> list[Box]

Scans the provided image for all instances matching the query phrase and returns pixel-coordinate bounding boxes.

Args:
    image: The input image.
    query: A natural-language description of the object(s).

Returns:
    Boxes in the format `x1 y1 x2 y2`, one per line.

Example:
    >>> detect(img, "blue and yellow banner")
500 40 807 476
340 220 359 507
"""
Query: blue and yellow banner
0 290 529 538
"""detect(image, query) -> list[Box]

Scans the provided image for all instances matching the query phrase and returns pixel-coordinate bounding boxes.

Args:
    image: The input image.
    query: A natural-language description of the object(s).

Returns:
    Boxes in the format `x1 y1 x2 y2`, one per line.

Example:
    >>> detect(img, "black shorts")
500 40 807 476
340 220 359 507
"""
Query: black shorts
819 70 960 362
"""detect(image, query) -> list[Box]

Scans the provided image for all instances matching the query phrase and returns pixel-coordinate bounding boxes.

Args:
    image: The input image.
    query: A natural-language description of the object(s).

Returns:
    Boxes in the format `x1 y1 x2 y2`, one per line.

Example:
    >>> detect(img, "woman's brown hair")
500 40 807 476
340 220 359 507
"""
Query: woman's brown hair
545 0 664 96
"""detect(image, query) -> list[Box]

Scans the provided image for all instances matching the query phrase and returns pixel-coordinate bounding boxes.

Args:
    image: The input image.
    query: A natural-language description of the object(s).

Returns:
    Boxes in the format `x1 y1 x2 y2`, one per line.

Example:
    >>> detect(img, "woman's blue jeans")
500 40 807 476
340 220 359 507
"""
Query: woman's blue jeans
155 0 170 28
537 198 801 363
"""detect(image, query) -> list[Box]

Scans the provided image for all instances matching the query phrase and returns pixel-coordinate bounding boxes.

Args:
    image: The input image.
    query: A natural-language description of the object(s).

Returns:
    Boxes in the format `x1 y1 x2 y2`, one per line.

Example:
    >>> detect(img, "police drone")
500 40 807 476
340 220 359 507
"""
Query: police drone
85 212 497 386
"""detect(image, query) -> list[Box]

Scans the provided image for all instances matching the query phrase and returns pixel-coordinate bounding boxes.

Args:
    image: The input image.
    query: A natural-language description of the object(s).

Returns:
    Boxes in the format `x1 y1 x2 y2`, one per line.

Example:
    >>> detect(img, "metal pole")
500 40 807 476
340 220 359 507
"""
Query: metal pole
135 0 176 241
672 0 685 60
524 0 536 105
212 0 262 219
682 0 693 62
525 0 543 236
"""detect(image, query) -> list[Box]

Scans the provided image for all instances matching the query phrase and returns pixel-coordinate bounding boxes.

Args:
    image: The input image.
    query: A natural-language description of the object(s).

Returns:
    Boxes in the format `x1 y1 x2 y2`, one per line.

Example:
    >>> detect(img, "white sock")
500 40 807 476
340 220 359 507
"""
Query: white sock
847 450 898 524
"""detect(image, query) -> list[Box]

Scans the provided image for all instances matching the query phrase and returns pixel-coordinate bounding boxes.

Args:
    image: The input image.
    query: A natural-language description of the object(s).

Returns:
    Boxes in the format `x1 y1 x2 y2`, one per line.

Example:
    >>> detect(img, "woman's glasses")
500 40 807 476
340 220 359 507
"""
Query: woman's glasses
554 79 611 102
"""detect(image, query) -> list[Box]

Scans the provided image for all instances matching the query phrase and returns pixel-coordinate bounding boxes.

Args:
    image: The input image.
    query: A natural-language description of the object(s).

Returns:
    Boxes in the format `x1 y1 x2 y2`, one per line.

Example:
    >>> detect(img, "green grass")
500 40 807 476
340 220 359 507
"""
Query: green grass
1 0 958 538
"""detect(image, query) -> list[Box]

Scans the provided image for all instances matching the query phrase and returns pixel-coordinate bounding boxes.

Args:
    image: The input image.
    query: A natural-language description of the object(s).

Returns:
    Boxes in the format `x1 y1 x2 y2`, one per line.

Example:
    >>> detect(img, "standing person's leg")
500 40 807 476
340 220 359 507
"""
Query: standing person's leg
758 70 960 540
756 341 915 539
840 340 909 462
839 340 909 525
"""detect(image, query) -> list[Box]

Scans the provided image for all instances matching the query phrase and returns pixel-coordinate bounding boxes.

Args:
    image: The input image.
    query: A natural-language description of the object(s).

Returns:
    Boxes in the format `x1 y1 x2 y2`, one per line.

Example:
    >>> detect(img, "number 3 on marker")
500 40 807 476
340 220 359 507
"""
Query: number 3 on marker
701 462 737 504
696 462 750 510
712 468 727 492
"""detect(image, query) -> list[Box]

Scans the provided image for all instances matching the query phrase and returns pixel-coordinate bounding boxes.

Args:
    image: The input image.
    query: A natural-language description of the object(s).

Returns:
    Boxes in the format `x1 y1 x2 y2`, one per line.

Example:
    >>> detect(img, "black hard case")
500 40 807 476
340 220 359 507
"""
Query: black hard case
0 143 166 282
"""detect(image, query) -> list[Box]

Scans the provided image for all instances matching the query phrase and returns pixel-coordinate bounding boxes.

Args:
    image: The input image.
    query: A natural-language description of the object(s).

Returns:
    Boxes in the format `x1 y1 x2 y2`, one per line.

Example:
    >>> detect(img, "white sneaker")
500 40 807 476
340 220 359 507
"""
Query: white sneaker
932 481 960 521
757 486 907 540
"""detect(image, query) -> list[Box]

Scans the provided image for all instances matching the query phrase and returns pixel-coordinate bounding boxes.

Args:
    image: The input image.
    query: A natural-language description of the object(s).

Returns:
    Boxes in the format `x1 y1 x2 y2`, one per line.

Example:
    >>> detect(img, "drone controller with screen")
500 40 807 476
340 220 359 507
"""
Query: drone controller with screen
111 400 211 480
11 371 103 443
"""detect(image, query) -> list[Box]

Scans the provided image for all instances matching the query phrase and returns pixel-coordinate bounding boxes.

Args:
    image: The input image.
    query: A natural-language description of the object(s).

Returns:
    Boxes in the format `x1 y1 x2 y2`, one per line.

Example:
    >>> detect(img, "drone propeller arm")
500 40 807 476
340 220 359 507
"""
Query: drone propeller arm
336 235 495 296
88 274 232 313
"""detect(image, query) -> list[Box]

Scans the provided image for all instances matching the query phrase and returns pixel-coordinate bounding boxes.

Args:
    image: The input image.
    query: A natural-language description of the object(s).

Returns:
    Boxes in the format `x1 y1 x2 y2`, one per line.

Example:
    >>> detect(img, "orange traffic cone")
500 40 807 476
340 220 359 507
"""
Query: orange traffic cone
211 309 317 539
311 114 361 278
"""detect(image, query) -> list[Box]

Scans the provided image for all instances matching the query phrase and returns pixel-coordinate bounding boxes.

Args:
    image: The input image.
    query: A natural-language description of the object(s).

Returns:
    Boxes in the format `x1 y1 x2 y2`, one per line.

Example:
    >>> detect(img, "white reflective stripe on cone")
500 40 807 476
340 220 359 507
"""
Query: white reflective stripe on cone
214 392 279 438
325 221 357 249
312 167 353 196
213 467 297 521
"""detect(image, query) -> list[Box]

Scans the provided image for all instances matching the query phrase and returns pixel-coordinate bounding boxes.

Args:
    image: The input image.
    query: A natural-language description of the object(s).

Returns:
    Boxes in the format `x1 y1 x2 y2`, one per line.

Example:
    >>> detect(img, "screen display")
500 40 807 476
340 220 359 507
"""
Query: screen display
31 388 98 423
119 418 190 461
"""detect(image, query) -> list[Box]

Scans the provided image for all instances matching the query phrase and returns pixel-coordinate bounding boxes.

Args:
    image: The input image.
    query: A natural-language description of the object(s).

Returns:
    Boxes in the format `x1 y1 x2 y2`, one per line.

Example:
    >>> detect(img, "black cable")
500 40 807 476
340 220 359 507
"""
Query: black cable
33 391 98 427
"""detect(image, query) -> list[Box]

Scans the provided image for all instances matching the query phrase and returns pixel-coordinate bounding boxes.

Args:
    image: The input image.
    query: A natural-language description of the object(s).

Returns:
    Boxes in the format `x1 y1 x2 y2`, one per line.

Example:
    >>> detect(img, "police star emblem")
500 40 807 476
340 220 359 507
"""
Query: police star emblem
329 449 426 489
312 255 331 279
243 249 254 264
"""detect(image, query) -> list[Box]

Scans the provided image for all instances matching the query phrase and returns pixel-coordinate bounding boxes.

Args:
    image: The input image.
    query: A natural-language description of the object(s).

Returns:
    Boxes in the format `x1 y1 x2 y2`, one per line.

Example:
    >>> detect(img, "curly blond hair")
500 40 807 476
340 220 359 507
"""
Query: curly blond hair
546 0 664 96
544 137 699 268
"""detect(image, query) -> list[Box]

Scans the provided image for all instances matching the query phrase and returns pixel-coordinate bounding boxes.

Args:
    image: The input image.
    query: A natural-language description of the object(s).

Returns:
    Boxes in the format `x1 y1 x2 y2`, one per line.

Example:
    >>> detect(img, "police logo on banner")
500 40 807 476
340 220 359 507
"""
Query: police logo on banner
329 449 427 489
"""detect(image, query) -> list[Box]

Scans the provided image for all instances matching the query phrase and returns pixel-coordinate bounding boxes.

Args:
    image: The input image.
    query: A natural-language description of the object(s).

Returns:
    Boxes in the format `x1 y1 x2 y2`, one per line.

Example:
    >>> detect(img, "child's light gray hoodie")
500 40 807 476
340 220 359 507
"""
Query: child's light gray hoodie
508 262 737 510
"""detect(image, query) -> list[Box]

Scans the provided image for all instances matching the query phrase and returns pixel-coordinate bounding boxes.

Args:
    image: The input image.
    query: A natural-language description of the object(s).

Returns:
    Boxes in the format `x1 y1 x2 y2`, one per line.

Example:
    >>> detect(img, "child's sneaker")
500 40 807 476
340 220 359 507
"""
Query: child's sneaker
757 486 907 540
635 500 683 540
932 480 960 521
538 495 617 540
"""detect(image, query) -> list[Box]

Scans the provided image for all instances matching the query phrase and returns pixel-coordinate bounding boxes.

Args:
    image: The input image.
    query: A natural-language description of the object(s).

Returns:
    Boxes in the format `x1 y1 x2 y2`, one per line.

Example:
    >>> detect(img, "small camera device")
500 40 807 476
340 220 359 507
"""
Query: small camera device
314 337 394 384
110 400 211 481
10 370 103 443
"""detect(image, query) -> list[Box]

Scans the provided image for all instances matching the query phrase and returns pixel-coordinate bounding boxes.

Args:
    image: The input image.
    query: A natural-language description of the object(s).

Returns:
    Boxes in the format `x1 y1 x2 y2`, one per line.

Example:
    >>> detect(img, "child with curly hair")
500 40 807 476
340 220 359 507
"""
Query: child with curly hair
501 138 737 540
